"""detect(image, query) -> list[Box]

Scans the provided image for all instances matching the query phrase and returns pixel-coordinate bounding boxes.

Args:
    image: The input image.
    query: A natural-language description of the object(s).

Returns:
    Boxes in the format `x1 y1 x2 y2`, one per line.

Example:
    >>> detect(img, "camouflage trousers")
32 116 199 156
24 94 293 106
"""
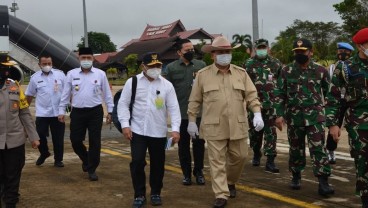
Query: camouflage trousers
287 123 331 176
346 127 368 197
248 108 277 156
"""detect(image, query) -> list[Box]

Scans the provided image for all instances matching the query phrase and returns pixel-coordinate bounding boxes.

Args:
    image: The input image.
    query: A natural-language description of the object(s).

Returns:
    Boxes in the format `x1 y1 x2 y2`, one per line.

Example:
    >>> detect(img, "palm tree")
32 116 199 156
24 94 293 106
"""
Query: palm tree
232 34 252 48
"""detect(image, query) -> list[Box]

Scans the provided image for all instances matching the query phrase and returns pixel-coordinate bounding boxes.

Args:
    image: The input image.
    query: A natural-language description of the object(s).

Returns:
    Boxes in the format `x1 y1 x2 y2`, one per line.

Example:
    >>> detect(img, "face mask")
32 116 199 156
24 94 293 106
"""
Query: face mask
183 51 194 62
80 60 93 69
337 52 350 61
146 67 161 79
216 54 232 66
361 45 368 57
41 65 52 73
294 54 309 65
256 49 268 59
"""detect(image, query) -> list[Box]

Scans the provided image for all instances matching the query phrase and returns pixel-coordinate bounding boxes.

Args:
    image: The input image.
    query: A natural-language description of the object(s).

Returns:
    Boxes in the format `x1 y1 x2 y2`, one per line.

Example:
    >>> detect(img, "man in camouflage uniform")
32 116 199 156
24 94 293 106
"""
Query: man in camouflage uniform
326 28 368 207
274 38 334 196
244 39 282 173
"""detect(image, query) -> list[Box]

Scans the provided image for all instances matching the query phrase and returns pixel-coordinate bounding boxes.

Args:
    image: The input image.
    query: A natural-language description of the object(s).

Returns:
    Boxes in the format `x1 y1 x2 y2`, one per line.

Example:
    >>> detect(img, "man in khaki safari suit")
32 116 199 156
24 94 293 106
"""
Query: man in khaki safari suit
187 36 264 208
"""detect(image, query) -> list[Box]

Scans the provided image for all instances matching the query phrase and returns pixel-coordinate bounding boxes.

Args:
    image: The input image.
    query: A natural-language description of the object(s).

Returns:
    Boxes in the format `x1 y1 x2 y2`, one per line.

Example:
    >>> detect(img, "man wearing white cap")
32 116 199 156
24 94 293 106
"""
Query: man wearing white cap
187 36 263 208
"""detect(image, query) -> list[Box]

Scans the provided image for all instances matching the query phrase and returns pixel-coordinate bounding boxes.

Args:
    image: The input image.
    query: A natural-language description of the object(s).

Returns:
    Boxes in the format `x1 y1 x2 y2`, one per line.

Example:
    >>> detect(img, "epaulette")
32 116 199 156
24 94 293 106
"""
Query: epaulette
6 78 15 83
233 65 245 72
197 65 211 73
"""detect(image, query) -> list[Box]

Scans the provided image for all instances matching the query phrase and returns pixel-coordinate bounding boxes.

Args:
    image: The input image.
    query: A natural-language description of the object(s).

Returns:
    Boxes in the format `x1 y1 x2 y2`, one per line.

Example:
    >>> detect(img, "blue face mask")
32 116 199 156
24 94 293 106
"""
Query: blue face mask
256 49 268 59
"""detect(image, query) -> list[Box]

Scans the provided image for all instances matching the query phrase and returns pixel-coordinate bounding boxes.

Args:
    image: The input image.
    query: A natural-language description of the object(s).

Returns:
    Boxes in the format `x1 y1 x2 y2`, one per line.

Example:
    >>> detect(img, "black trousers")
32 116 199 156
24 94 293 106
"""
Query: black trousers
326 99 348 151
0 145 25 205
70 105 103 173
130 132 166 198
36 117 65 162
178 119 205 177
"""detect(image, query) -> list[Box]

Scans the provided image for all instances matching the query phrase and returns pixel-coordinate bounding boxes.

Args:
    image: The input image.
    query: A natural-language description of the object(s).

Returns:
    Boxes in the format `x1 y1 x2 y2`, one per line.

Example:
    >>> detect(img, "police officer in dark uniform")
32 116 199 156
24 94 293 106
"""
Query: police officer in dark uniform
0 58 40 208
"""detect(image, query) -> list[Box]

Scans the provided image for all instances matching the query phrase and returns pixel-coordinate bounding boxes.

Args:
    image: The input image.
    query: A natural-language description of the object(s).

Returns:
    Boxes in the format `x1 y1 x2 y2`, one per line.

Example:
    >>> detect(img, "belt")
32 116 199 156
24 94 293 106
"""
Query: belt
72 104 102 111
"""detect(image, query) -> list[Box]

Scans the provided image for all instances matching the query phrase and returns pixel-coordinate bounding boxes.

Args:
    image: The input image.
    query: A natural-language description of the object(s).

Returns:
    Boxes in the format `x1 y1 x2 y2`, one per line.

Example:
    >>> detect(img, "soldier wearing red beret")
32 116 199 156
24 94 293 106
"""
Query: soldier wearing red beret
326 27 368 207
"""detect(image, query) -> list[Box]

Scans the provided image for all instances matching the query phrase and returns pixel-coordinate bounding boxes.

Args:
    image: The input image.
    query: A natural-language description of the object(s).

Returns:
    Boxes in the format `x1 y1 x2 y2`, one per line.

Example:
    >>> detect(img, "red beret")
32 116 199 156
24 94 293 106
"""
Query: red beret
352 28 368 44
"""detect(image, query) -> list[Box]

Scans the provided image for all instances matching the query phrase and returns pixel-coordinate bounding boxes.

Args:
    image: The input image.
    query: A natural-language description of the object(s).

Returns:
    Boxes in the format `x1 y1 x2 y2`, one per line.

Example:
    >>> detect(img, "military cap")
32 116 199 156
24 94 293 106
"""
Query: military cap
254 39 269 48
352 28 368 44
337 42 354 51
78 47 93 55
142 52 162 66
292 38 312 51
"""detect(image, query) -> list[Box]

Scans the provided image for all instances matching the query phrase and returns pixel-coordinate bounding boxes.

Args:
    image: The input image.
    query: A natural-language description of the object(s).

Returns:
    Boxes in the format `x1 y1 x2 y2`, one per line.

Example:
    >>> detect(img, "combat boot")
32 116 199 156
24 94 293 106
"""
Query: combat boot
362 196 368 208
318 175 334 196
252 150 261 166
265 156 280 173
290 172 301 190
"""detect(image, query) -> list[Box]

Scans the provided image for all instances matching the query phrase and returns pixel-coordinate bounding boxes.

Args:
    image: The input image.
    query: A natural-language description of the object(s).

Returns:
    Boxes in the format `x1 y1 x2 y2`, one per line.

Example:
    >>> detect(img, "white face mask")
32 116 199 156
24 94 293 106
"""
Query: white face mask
41 65 52 73
146 67 161 79
361 45 368 57
216 54 232 66
80 60 93 69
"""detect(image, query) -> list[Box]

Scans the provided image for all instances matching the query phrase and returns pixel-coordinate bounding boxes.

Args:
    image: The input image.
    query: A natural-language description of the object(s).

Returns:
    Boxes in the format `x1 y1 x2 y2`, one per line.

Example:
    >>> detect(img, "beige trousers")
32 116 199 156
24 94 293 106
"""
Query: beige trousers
207 138 247 199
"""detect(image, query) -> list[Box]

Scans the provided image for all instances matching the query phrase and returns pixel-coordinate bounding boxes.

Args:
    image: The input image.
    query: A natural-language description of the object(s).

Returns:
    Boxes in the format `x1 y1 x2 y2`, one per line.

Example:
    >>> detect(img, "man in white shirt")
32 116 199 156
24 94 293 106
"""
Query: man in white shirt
58 47 114 181
25 55 66 167
117 52 181 208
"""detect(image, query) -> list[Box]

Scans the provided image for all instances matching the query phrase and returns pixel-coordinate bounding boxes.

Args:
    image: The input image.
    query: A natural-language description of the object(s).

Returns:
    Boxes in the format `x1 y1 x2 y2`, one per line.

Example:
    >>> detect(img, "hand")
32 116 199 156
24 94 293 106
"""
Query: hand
187 122 199 138
275 117 284 131
329 125 340 143
106 114 112 124
58 115 65 123
253 112 264 132
122 127 132 141
31 140 40 149
171 131 180 143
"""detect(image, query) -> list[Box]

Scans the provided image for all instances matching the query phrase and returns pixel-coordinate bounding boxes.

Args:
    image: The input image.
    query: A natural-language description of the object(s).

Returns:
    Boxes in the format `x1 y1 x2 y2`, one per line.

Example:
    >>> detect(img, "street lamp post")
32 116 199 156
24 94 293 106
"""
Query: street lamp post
252 0 259 41
9 0 19 17
82 0 88 47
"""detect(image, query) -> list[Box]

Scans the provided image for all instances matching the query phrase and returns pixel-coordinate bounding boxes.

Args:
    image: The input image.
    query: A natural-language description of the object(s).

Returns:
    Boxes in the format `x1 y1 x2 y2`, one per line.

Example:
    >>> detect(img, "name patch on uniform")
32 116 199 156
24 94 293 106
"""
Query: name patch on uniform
9 91 19 95
73 78 80 80
37 80 44 83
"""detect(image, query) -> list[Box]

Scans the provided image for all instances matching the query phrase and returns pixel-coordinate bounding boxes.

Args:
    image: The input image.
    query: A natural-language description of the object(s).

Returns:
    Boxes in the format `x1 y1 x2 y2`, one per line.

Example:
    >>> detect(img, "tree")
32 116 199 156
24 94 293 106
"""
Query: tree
271 19 343 63
334 0 368 35
123 54 139 77
77 31 116 53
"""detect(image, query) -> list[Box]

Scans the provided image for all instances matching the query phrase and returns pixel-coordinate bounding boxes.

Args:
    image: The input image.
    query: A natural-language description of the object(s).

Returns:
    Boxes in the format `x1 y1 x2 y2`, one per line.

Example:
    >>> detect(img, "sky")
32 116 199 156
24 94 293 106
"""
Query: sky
2 0 344 51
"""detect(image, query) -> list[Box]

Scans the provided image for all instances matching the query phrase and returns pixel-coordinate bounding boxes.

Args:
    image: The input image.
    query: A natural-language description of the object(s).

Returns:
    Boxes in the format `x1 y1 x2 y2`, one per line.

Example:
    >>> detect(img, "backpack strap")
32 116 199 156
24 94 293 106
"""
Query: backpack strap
129 76 137 124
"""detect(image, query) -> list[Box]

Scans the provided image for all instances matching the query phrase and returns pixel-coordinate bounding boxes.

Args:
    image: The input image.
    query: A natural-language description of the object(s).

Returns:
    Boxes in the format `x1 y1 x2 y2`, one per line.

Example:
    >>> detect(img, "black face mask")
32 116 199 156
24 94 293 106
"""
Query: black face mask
183 51 194 62
337 52 349 61
294 54 309 65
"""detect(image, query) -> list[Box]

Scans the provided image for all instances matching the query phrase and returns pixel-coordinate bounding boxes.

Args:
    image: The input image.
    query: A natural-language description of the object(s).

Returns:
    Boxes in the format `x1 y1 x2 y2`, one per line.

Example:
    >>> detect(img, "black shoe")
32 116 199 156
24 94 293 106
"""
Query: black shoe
54 161 64 167
318 176 334 196
82 163 88 172
132 196 146 208
195 171 205 185
252 150 261 166
265 156 280 173
213 198 227 208
150 195 162 206
35 152 51 166
182 177 192 185
228 184 236 198
88 172 99 181
290 172 301 190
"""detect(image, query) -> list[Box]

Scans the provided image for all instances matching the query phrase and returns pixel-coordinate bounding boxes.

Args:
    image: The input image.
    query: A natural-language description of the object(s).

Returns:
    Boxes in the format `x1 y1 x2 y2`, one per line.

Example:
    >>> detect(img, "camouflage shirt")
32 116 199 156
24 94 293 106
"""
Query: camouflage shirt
244 56 282 109
274 61 330 126
326 54 368 130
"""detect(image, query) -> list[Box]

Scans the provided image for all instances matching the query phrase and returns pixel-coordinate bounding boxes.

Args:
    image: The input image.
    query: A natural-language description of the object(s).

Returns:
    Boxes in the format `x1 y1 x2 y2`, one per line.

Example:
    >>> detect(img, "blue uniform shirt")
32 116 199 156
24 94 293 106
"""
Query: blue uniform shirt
25 69 66 117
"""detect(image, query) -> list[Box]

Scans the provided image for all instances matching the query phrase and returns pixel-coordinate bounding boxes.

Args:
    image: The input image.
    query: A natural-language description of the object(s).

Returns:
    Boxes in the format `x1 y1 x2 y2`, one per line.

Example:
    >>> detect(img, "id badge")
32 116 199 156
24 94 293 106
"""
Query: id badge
155 97 164 109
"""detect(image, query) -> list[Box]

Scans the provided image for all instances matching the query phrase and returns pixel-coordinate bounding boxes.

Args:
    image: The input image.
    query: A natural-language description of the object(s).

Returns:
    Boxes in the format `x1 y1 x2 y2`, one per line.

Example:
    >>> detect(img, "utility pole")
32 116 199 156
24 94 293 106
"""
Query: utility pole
9 0 19 17
82 0 88 47
252 0 259 41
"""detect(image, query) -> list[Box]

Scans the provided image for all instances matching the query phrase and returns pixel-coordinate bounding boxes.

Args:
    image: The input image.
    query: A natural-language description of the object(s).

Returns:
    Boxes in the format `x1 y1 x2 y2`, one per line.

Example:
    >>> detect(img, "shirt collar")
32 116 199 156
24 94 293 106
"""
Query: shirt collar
179 58 193 66
79 67 95 73
214 64 233 74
